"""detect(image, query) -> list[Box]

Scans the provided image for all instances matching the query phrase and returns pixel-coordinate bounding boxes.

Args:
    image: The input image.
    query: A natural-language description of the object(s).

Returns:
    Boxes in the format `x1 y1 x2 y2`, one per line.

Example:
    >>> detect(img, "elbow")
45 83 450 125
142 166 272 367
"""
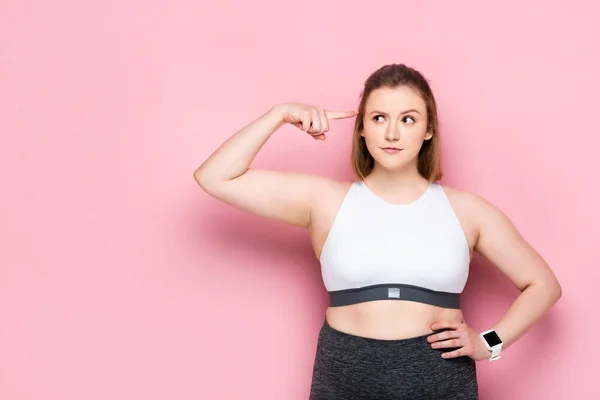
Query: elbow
540 277 562 305
525 276 562 305
193 167 232 198
193 167 207 187
194 167 216 193
551 280 562 303
547 270 562 303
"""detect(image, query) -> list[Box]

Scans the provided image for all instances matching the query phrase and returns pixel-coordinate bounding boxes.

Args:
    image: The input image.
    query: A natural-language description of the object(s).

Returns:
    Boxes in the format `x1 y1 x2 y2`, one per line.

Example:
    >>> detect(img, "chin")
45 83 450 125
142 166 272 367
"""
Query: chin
373 159 412 172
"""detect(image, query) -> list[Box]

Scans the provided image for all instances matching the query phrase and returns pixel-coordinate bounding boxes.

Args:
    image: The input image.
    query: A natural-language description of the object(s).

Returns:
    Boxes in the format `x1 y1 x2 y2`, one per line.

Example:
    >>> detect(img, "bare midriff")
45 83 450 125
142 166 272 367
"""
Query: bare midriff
325 300 464 340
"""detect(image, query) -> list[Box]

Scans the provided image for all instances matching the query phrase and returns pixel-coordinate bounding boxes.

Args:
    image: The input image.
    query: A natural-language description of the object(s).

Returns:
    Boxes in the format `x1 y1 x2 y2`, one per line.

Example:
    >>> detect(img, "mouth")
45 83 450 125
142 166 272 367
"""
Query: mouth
381 147 403 153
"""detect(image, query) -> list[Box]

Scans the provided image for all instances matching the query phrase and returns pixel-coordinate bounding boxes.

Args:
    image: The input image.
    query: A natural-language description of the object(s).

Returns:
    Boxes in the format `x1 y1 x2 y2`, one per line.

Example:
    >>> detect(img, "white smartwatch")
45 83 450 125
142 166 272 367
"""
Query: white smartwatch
480 329 503 361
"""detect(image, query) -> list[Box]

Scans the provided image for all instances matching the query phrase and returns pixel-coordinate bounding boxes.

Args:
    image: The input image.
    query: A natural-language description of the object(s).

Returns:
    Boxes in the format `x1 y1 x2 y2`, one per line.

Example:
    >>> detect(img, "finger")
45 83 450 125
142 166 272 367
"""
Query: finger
441 347 467 359
301 114 311 131
308 109 322 133
431 321 462 331
428 329 461 343
325 109 359 120
431 338 462 349
318 108 330 133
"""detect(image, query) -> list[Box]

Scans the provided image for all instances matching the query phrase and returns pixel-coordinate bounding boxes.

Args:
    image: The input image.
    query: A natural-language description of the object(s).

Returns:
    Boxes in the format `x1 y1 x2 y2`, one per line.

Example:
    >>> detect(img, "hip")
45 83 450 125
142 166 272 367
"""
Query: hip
309 318 478 400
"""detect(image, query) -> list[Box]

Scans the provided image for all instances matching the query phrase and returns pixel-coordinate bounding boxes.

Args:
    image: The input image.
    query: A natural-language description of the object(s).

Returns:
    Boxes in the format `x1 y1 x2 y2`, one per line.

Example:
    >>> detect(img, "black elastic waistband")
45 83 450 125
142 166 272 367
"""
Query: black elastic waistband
328 283 461 309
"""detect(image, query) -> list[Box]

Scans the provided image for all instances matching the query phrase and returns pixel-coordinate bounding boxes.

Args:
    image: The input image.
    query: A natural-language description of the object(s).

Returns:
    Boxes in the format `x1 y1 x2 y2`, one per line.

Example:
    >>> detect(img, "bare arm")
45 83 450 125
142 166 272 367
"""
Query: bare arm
194 103 357 228
473 195 562 350
428 191 562 361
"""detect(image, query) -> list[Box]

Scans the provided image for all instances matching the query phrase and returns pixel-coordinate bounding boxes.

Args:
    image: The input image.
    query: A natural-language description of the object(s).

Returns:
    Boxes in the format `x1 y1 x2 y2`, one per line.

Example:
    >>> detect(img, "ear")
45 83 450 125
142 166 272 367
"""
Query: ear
424 131 433 140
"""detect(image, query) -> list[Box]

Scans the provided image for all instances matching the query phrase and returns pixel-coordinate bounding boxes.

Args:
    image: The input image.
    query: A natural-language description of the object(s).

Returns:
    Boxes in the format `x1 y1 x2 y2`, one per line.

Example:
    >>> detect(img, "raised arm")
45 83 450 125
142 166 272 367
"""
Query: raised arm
193 103 357 228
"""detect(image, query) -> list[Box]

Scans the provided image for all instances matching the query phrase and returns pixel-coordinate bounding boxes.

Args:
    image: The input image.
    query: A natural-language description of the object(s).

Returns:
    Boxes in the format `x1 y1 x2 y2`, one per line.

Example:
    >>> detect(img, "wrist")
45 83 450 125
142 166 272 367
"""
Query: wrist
269 103 290 125
480 329 503 361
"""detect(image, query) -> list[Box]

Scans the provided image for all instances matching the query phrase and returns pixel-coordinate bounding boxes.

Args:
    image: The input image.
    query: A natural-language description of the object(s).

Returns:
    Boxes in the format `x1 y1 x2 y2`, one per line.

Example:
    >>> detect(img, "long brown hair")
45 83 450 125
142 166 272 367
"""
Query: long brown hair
351 64 443 183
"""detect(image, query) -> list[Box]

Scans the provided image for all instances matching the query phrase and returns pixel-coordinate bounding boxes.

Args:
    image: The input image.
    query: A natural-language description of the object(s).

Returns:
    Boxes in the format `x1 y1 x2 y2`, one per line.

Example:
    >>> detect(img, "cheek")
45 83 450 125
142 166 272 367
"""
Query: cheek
404 126 430 142
362 130 380 148
362 123 383 141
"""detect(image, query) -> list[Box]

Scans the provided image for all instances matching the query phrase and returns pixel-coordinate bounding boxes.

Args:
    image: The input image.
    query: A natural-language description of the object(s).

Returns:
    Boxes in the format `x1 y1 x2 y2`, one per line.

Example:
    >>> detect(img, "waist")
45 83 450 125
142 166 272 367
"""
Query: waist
325 300 464 340
328 283 462 309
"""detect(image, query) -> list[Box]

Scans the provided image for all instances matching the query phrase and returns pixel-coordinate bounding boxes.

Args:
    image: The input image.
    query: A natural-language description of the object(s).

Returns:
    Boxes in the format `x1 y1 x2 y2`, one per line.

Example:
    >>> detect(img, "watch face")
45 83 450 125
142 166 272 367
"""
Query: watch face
483 331 502 347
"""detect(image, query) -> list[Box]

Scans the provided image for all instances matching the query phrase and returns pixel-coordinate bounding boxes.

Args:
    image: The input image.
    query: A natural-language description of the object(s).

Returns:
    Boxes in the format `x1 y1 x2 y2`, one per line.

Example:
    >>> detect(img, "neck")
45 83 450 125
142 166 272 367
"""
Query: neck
365 164 429 192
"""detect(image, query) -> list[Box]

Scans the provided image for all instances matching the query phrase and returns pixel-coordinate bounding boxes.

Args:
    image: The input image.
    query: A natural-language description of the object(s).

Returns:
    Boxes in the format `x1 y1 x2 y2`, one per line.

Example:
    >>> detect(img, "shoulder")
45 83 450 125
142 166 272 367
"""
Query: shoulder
307 178 356 244
271 172 352 199
440 183 519 243
439 183 499 215
310 176 355 198
323 179 356 213
321 176 354 191
305 176 355 213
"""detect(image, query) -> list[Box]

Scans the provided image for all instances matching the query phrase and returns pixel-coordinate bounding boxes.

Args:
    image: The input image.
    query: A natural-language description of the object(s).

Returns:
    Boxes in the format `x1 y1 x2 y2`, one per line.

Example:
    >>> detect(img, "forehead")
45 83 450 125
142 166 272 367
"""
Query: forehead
365 86 426 113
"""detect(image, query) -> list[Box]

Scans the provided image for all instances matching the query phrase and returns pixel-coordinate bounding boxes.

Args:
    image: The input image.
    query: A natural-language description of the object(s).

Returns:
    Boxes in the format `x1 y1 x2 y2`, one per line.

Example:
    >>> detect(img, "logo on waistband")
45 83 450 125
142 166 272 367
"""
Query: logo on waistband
388 288 400 298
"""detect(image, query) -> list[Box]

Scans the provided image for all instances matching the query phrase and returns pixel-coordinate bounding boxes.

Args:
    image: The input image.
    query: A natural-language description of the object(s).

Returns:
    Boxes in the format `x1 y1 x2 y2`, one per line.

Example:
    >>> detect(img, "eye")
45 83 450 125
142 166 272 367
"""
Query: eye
373 115 385 122
403 116 415 124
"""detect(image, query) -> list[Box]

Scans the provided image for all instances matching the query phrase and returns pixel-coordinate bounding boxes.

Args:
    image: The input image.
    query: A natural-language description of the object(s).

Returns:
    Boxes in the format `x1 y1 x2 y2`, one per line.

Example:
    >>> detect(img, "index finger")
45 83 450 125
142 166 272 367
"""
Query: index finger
325 109 358 120
430 321 462 331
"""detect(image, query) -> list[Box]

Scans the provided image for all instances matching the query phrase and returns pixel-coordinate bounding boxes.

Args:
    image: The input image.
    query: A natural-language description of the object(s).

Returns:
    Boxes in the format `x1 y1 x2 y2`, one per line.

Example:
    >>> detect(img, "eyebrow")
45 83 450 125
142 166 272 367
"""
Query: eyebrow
369 109 421 115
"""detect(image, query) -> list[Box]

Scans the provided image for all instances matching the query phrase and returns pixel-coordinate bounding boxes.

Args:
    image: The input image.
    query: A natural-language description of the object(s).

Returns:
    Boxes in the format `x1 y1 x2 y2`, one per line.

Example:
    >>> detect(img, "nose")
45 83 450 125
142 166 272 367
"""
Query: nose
384 121 400 141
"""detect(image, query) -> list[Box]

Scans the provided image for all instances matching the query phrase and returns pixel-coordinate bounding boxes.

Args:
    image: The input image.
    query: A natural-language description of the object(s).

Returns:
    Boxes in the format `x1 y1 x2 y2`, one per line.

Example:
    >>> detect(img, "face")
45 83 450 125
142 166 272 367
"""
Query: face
360 85 432 172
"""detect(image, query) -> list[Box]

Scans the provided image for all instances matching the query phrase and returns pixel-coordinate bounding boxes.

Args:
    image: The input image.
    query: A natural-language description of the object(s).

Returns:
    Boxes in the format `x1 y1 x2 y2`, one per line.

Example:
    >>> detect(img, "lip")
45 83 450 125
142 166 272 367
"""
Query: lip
381 147 402 154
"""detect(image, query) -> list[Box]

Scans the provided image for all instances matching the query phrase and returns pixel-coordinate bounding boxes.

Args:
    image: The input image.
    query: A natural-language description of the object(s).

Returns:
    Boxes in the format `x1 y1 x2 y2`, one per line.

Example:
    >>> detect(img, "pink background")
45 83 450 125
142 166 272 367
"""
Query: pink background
1 0 598 399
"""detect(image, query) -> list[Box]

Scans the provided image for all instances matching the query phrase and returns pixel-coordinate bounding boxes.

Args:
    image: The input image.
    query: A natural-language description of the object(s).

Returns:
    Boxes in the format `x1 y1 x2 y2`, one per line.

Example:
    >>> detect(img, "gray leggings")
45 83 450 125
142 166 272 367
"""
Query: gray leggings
309 318 479 400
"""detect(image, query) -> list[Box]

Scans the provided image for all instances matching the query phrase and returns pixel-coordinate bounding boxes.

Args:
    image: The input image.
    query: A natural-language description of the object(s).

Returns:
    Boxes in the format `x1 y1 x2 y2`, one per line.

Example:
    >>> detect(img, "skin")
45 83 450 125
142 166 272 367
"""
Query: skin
195 86 562 361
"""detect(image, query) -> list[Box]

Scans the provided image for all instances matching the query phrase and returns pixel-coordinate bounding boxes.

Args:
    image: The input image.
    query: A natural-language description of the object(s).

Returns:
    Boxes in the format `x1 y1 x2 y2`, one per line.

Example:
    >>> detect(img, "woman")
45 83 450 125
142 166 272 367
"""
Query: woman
194 64 562 399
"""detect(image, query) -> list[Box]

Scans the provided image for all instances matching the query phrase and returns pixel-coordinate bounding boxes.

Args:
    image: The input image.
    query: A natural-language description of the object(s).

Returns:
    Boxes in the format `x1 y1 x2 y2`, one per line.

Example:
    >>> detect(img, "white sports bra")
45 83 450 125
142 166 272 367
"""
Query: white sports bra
319 180 471 309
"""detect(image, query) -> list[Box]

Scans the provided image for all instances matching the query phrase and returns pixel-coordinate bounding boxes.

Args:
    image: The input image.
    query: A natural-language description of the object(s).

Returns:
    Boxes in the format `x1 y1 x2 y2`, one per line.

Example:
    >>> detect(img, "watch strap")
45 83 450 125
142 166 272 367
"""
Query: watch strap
480 329 503 361
489 344 502 361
